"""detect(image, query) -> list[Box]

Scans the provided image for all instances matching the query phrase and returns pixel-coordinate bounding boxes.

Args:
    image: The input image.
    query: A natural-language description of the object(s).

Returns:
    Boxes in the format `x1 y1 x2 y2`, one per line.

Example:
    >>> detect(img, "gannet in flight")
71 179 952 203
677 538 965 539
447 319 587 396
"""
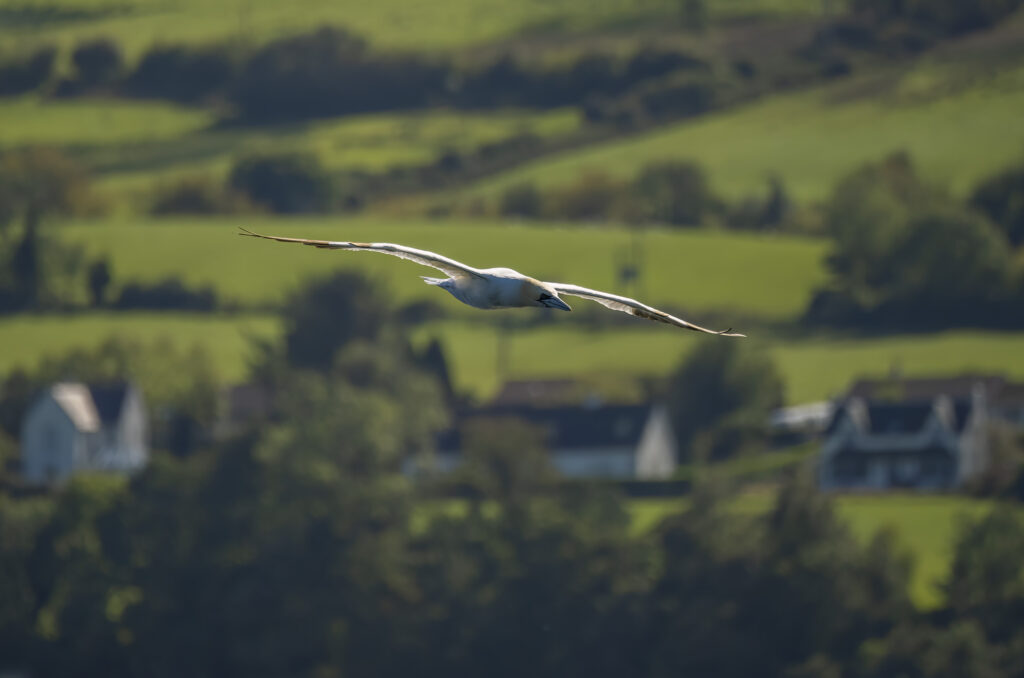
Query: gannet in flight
239 228 744 337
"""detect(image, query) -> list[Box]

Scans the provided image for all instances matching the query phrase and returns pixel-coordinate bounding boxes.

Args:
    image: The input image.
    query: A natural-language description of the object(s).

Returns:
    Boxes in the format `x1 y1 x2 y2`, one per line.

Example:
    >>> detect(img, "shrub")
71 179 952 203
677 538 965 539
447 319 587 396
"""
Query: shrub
807 153 1020 329
546 171 629 222
499 182 543 219
71 39 121 86
971 165 1024 248
123 44 236 103
638 75 717 120
0 147 96 226
726 178 791 231
632 160 718 226
0 46 56 96
228 153 334 214
625 48 707 83
150 176 255 215
113 278 217 311
231 28 447 122
667 340 784 462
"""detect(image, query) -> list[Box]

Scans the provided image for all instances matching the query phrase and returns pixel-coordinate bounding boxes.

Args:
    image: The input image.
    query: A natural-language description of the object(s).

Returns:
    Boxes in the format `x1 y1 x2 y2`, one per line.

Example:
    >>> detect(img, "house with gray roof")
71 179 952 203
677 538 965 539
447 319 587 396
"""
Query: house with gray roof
819 378 992 490
423 402 677 480
20 381 148 485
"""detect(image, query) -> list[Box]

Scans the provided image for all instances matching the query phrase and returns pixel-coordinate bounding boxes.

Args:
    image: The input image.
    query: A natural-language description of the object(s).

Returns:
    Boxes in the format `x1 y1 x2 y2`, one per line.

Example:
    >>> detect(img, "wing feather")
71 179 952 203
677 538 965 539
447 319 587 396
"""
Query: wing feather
238 227 482 279
550 283 745 337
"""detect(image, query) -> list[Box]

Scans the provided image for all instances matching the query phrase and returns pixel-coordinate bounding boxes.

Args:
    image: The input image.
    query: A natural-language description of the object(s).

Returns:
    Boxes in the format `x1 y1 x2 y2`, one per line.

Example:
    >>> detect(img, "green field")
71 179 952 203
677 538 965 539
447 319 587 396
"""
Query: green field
0 312 278 384
62 218 828 319
0 99 580 206
8 214 1024 402
0 97 214 147
467 57 1024 203
4 0 822 58
629 491 1006 608
1 309 1021 404
86 108 581 199
429 322 1024 401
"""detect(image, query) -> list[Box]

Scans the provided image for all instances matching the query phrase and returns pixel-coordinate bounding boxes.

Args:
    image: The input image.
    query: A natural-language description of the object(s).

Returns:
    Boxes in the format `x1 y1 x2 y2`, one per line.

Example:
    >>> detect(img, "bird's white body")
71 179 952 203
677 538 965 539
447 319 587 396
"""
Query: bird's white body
428 268 550 310
238 228 744 337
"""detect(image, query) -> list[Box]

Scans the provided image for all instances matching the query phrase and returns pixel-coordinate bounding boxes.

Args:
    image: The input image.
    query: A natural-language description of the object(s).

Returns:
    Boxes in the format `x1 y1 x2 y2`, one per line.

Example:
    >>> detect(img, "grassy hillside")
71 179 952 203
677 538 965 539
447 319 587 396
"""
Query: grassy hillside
4 0 823 57
1 310 1021 404
62 218 828 319
13 219 1024 401
0 312 277 383
0 97 214 147
428 323 1024 401
467 56 1024 203
0 99 579 206
630 491 1006 608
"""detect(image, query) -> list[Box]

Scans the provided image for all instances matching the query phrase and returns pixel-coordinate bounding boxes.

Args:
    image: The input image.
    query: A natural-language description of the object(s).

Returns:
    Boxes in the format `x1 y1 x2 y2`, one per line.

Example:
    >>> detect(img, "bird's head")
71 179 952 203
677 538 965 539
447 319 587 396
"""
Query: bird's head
529 282 571 311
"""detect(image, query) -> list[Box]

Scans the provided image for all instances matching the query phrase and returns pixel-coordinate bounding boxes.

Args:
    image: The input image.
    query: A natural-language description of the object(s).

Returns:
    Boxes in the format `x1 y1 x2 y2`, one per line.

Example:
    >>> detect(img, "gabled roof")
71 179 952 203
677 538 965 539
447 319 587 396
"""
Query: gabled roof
51 383 100 432
865 402 934 434
88 382 130 425
847 374 1005 402
490 379 583 407
826 396 976 438
441 404 654 453
49 381 133 432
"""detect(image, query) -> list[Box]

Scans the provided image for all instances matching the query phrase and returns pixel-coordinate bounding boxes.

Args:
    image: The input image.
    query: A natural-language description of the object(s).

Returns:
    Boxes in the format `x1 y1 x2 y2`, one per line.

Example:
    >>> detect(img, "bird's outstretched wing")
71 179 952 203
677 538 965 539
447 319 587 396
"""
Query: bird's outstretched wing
549 283 745 337
238 227 483 279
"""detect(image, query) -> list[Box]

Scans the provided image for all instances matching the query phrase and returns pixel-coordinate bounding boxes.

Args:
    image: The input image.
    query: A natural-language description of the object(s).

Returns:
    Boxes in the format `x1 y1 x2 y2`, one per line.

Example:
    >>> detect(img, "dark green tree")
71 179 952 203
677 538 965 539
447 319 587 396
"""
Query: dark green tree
633 160 717 226
886 208 1012 322
650 472 911 678
455 416 557 504
667 340 784 460
280 271 392 371
228 153 333 214
971 164 1024 248
25 475 130 678
71 40 121 87
0 148 94 311
860 620 1004 678
408 418 651 678
86 259 111 307
946 507 1024 634
499 182 543 219
822 152 931 307
0 491 53 668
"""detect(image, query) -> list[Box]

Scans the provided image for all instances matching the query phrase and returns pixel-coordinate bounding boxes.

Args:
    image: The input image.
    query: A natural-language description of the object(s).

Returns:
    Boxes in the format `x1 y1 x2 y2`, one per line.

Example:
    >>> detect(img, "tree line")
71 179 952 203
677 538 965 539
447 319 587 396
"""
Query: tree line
807 152 1024 330
3 391 1024 678
9 0 1021 125
1 261 1023 677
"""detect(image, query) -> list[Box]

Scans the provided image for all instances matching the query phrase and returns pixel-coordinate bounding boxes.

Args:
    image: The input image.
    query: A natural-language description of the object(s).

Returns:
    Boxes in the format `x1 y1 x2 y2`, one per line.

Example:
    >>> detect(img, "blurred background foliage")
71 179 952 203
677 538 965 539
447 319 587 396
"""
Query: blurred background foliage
2 0 1024 675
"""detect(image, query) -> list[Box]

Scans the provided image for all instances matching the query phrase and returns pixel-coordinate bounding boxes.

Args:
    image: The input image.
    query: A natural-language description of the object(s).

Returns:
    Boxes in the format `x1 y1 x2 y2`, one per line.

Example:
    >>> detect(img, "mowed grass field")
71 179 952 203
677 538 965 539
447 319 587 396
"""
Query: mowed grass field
4 218 1018 399
61 218 828 320
428 323 1024 400
0 99 580 206
629 491 1009 608
469 57 1024 202
0 313 277 384
1 311 1022 403
0 97 214 147
4 0 823 57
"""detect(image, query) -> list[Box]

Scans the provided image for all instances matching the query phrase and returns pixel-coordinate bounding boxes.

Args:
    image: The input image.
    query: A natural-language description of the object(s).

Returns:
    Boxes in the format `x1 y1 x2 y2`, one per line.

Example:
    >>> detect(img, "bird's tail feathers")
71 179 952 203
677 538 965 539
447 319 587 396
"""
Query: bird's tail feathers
420 276 447 286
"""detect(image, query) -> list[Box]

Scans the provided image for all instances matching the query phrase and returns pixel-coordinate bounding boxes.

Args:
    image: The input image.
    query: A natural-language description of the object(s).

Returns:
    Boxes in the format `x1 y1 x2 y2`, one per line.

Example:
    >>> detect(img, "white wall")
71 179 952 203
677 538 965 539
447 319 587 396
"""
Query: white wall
21 397 78 484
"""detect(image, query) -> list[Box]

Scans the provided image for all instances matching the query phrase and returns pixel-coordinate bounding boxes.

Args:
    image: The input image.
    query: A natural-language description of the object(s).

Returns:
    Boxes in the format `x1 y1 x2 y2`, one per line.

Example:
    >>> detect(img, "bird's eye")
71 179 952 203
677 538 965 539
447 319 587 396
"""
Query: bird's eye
538 293 553 301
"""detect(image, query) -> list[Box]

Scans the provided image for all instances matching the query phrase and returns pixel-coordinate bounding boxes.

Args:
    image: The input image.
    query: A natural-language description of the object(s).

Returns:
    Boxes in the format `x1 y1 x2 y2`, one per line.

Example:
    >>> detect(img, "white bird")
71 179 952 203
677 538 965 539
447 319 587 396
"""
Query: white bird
238 228 745 337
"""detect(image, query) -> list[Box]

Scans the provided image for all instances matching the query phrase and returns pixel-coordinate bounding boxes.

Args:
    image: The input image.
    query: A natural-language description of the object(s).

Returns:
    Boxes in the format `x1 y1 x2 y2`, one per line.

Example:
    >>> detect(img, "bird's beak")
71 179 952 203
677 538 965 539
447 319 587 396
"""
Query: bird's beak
542 296 572 311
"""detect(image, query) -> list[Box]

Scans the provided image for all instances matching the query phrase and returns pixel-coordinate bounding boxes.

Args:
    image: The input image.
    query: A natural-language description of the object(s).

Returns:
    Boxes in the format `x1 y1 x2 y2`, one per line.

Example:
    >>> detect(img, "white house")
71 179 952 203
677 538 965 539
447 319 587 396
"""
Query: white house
420 402 678 480
21 382 149 485
819 386 989 491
